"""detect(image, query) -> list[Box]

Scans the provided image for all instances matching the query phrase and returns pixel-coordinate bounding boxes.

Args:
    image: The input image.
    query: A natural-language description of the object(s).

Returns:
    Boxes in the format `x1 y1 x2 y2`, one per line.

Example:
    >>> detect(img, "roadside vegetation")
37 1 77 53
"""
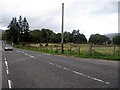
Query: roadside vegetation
14 43 120 61
2 16 120 61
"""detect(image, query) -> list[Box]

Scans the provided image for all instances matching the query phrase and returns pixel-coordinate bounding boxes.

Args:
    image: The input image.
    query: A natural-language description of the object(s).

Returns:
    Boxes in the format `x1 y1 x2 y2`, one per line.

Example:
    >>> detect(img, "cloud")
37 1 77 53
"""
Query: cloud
91 2 118 15
0 0 118 39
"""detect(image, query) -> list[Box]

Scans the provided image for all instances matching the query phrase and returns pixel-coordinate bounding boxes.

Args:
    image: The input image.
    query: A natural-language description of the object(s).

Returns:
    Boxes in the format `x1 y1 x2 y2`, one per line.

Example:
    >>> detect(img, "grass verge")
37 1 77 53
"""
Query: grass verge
14 45 120 61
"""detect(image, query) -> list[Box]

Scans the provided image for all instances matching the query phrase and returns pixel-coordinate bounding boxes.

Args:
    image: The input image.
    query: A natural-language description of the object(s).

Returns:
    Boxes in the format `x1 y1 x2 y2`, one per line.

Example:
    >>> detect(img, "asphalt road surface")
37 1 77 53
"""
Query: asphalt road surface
2 44 119 89
0 41 2 90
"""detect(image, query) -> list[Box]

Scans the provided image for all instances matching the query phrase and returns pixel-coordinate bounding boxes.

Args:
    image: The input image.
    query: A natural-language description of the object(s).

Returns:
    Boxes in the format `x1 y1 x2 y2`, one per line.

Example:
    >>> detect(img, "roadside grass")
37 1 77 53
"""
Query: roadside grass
14 43 120 61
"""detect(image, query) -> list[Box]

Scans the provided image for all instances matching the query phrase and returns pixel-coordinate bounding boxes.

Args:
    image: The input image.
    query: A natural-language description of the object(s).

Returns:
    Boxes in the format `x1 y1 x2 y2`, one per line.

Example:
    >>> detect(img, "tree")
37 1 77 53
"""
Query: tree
78 34 87 44
22 17 29 42
89 34 110 45
7 17 19 44
71 30 87 44
7 16 30 43
50 33 57 43
29 30 41 43
64 32 72 43
40 28 53 43
113 34 120 45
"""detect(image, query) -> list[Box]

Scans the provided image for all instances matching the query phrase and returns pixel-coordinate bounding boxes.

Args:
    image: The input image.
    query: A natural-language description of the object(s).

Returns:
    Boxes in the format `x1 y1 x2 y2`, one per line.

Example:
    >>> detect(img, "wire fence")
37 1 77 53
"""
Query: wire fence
27 43 120 56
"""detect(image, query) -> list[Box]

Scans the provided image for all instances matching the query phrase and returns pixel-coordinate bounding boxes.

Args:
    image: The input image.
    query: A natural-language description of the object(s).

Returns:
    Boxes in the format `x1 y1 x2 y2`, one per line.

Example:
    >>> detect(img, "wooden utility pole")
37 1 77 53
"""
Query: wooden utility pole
61 3 64 54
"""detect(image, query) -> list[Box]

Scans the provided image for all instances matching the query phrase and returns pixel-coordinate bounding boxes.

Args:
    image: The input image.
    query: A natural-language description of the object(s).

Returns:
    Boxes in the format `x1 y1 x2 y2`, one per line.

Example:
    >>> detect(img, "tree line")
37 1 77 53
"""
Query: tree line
2 16 120 45
3 16 29 44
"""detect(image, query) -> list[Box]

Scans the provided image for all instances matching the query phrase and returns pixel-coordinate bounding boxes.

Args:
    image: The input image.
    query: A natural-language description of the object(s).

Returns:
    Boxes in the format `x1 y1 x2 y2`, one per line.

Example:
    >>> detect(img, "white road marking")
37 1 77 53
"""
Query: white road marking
16 50 25 54
63 67 69 70
55 64 62 68
5 61 8 68
8 80 12 89
6 66 8 70
17 50 35 58
46 54 50 55
4 60 9 75
6 69 9 75
24 53 29 56
48 62 55 65
28 55 35 58
24 53 35 58
16 50 35 58
47 62 110 85
4 57 13 88
21 51 24 53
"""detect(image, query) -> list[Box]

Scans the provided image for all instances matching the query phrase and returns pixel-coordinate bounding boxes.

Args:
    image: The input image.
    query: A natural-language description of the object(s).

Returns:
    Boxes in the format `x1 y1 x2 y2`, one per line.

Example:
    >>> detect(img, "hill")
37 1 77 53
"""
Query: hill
105 33 120 40
0 29 4 40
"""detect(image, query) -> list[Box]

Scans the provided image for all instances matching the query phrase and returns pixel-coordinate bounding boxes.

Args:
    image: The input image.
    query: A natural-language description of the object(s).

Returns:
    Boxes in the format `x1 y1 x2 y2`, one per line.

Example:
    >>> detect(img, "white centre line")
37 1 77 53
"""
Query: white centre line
48 62 55 65
28 55 35 58
47 62 110 85
24 53 29 56
16 50 25 54
16 50 35 58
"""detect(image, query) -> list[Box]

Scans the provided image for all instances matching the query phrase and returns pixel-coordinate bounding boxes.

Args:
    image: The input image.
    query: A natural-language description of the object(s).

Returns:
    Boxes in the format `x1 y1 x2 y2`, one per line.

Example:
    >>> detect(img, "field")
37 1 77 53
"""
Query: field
15 43 120 61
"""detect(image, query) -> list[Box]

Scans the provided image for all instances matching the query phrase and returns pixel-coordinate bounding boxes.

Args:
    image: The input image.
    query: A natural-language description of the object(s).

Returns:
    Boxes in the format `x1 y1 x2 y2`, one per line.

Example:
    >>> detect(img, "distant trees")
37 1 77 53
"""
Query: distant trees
29 30 41 43
89 34 110 45
71 30 87 44
46 30 87 44
5 16 118 45
113 34 120 45
6 16 29 44
64 31 72 43
28 29 87 44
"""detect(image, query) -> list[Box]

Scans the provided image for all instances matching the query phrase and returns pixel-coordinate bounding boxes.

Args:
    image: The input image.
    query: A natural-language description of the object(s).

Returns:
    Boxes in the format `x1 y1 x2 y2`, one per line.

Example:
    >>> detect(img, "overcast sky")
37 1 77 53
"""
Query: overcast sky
0 0 119 39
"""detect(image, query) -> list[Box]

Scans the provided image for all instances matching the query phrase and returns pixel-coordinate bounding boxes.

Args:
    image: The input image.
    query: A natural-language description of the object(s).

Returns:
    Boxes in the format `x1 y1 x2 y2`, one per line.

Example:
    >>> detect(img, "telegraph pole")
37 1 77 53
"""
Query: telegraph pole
61 3 64 54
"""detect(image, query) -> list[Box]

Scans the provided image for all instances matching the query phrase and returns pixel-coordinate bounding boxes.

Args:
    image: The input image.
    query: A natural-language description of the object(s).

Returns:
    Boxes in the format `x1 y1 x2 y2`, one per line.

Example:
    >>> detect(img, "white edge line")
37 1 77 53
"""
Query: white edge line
6 69 9 75
8 80 12 89
5 61 8 66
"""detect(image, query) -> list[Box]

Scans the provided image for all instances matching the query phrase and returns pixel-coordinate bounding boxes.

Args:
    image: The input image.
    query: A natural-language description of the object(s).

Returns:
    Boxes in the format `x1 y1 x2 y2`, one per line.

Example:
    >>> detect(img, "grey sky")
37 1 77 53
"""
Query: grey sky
0 0 119 39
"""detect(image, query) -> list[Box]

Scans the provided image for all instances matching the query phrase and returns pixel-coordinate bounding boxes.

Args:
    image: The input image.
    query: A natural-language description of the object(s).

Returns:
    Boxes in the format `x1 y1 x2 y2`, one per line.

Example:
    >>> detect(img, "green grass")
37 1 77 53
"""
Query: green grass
14 44 120 61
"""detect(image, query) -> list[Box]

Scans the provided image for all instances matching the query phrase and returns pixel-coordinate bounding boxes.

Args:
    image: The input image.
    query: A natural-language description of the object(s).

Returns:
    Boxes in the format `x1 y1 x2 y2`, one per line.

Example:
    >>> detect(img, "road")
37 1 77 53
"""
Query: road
2 44 119 89
0 41 2 90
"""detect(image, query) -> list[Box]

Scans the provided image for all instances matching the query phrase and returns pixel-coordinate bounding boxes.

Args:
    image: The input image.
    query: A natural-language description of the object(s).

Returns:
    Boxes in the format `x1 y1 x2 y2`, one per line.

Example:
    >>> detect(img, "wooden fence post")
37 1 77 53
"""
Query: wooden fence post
89 44 92 56
113 45 116 55
70 46 71 55
78 46 80 56
118 45 120 55
51 46 53 52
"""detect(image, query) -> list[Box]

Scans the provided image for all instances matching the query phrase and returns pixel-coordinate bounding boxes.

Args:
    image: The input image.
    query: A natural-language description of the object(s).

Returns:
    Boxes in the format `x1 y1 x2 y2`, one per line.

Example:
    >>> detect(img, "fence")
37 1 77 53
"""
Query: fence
27 43 120 58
